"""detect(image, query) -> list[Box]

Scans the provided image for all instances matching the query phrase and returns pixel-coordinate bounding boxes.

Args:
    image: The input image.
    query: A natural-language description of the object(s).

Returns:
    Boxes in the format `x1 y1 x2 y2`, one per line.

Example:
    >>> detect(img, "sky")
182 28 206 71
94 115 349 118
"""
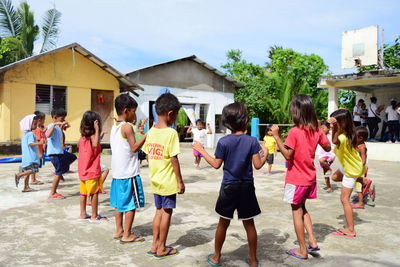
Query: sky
15 0 400 75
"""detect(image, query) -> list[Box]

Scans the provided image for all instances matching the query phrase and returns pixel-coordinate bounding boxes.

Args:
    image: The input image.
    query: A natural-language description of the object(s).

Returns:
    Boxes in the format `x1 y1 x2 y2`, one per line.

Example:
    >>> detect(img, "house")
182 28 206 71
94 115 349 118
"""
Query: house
126 55 245 148
0 43 142 144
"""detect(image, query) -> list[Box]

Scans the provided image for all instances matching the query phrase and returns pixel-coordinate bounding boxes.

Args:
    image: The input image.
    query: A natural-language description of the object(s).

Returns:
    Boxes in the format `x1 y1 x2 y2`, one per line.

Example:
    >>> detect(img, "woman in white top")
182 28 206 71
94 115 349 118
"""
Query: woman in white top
353 99 364 127
385 98 400 143
367 97 384 141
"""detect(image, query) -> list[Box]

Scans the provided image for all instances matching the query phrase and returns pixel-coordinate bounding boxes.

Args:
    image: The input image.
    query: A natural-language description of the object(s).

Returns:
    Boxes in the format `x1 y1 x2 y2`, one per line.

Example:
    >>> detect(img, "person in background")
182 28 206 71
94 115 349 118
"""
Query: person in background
263 125 277 176
353 99 364 127
318 120 336 193
187 119 212 169
31 111 46 185
367 97 384 141
385 98 400 143
360 103 368 127
136 118 149 166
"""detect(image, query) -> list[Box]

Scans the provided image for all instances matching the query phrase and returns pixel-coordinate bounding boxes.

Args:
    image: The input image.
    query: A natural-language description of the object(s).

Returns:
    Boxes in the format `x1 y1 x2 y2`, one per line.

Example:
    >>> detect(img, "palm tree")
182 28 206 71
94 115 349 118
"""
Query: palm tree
0 0 61 62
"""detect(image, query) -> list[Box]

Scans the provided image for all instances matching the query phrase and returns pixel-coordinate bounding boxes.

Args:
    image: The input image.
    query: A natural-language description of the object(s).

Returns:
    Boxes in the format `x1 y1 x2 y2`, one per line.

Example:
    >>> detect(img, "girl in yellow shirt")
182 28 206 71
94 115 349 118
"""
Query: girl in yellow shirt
328 109 363 238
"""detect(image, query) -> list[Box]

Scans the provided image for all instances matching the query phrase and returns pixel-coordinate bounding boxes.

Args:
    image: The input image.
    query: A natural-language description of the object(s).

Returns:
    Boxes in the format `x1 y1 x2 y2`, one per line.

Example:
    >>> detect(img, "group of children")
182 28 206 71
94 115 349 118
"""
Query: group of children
15 92 375 266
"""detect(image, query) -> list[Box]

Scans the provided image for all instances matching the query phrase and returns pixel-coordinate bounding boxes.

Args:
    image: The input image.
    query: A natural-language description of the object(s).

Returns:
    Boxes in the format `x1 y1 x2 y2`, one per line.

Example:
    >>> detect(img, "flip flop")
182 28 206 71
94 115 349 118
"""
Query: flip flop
22 188 37 192
120 236 145 244
89 216 108 223
206 253 221 267
362 180 372 195
332 229 356 237
31 180 44 185
307 245 320 252
15 174 20 187
78 215 91 220
154 247 179 260
146 251 156 257
246 256 260 266
286 249 307 260
48 193 65 199
351 203 364 209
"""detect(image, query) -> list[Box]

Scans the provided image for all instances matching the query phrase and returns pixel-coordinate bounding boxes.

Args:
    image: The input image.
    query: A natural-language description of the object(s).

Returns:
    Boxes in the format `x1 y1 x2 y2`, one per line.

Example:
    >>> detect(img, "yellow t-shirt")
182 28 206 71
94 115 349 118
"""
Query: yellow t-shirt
334 134 363 178
143 127 181 196
263 135 276 154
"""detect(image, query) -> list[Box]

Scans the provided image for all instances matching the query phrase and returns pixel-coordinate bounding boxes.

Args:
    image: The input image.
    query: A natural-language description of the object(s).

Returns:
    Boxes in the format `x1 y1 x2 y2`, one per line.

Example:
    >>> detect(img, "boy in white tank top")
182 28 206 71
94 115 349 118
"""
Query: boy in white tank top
110 94 148 243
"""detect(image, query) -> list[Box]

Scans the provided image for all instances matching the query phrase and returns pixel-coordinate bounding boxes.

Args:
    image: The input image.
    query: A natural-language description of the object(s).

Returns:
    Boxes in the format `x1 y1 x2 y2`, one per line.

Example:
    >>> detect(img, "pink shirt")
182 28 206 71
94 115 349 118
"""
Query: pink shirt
78 137 101 181
285 127 329 186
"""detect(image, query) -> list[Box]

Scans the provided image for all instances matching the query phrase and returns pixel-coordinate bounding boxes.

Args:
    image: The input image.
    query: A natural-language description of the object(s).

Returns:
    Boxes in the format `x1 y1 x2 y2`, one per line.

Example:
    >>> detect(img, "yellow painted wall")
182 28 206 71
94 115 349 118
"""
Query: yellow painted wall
0 48 120 142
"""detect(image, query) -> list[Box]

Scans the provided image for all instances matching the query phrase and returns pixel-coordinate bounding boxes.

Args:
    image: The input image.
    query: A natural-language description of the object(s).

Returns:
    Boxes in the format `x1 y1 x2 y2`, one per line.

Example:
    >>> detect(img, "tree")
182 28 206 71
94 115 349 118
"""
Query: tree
0 36 27 65
0 0 61 65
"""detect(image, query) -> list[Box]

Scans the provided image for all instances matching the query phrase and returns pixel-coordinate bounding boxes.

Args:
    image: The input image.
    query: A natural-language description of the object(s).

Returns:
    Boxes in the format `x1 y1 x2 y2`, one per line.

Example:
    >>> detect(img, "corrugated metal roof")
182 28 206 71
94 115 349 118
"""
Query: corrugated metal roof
0 43 143 94
126 55 245 88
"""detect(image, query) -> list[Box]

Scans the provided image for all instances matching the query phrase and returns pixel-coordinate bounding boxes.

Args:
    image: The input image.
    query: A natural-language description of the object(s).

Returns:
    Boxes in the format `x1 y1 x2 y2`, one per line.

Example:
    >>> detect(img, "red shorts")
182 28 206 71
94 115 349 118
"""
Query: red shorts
283 183 317 205
193 149 203 158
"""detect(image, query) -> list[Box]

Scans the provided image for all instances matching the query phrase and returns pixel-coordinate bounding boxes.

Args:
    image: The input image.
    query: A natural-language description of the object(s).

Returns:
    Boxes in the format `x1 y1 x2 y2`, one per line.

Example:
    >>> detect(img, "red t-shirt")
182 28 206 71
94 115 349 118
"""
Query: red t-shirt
284 127 329 186
78 137 101 181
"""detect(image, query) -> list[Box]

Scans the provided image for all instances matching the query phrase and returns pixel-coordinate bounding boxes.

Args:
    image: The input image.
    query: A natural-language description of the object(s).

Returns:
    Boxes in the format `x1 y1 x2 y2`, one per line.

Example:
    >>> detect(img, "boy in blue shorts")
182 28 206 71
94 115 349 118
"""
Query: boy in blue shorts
110 94 147 243
46 108 77 199
143 93 185 259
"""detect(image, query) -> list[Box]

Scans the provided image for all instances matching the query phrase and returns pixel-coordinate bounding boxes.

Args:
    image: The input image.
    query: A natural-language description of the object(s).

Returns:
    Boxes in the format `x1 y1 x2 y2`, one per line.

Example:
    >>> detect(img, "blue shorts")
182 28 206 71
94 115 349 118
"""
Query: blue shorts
154 194 176 209
49 152 77 175
110 176 145 212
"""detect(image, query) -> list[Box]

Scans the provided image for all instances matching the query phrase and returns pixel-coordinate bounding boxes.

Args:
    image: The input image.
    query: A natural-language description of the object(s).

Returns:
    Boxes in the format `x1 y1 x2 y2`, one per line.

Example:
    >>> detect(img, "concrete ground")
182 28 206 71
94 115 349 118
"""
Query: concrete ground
0 145 399 267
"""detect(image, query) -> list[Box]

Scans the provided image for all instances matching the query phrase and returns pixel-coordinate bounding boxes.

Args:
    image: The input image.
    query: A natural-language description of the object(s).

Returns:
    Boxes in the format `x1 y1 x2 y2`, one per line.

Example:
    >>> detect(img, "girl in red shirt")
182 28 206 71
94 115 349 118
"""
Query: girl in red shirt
271 95 331 260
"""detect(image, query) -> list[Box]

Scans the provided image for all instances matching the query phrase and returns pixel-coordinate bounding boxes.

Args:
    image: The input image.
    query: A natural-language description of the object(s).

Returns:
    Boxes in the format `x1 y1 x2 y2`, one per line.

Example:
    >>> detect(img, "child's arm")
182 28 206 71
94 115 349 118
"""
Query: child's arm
187 123 193 134
207 123 212 134
46 122 62 138
100 132 105 140
271 125 294 160
140 117 148 127
29 139 44 147
171 156 185 194
192 141 223 169
274 142 278 156
90 120 100 148
358 147 367 166
252 145 269 169
327 118 340 145
122 123 147 152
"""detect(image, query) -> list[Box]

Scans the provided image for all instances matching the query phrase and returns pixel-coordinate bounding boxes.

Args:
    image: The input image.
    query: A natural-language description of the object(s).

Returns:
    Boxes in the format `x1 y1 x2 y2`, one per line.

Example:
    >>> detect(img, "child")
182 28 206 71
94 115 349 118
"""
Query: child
143 93 184 259
136 118 148 165
187 119 212 169
31 111 46 185
46 108 77 199
328 109 363 238
110 94 147 243
352 126 375 209
193 102 269 267
318 120 336 193
271 94 331 260
78 111 107 221
15 114 43 192
263 125 277 176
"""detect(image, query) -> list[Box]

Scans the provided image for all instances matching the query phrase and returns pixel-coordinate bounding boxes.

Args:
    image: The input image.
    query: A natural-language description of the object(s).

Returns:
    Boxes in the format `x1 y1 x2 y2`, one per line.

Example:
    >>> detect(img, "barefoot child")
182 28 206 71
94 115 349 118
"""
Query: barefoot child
352 126 375 209
46 108 77 199
263 125 277 176
78 111 107 221
272 95 331 260
318 120 336 193
110 94 147 242
143 93 185 259
187 119 212 169
193 102 268 267
15 114 43 192
328 109 363 238
31 111 46 185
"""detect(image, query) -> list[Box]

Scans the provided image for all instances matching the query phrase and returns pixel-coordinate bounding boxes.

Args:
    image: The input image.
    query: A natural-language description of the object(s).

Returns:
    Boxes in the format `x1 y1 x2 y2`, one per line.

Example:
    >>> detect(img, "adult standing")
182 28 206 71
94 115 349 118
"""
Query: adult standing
367 97 384 141
353 99 364 127
385 98 400 143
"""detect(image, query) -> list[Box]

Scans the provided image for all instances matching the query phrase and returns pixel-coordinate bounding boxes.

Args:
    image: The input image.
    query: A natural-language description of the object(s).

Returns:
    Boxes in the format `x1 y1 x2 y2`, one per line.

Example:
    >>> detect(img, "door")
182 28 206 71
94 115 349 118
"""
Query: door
91 89 114 142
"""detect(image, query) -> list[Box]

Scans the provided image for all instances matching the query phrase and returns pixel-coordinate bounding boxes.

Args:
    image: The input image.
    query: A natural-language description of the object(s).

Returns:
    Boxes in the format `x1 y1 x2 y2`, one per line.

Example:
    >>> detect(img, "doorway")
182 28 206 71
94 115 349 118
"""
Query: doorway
91 89 114 142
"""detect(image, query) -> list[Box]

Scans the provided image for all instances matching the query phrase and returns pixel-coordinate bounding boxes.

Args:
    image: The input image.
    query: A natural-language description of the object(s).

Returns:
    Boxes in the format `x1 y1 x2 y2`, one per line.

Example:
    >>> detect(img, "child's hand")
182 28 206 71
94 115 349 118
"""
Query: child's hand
207 123 211 128
178 181 185 194
281 132 286 139
94 120 99 132
38 139 45 145
271 124 279 137
192 141 204 153
189 122 193 128
327 117 337 127
261 144 269 156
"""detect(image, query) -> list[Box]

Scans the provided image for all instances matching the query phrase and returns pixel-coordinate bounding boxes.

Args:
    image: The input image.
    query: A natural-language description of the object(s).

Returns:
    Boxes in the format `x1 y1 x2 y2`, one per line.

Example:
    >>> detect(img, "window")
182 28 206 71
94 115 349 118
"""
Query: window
199 104 208 122
35 84 67 114
215 114 227 133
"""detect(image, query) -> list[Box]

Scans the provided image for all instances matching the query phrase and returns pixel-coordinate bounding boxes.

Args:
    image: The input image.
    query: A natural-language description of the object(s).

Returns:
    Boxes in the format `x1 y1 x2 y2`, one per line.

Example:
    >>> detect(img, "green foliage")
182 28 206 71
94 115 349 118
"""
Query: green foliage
18 1 39 56
0 36 27 65
40 7 61 53
338 90 356 113
176 108 187 127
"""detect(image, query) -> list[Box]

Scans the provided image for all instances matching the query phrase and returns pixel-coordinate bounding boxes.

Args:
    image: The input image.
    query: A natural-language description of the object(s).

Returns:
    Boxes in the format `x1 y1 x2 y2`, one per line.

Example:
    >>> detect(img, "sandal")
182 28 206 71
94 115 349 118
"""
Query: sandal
332 229 356 237
120 236 144 244
286 248 307 260
154 247 179 260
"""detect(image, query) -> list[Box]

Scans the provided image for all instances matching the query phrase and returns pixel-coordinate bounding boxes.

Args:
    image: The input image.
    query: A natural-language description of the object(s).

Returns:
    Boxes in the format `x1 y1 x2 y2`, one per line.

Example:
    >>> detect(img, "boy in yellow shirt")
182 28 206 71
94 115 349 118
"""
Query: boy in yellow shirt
263 125 277 176
143 93 185 259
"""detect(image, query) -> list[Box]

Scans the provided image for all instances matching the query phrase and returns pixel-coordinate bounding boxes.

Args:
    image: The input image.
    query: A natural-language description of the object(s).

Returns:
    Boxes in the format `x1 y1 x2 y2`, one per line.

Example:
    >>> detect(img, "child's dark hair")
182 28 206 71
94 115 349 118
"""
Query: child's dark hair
80 111 102 137
355 126 368 141
265 124 272 132
155 93 180 115
51 108 67 117
330 109 357 149
222 102 248 132
196 119 204 125
320 120 330 129
115 93 138 115
34 111 45 119
290 94 318 131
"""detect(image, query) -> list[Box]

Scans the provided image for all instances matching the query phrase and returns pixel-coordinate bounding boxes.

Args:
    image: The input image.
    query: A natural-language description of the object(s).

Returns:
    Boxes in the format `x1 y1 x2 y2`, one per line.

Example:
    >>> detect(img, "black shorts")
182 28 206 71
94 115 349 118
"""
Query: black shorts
215 183 261 220
20 163 39 173
138 149 146 161
267 154 274 164
49 152 77 175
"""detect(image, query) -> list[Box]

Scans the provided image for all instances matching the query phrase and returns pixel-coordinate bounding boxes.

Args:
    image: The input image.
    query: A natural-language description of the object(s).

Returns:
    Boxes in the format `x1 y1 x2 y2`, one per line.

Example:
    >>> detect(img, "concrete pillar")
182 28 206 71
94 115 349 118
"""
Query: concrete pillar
328 87 338 117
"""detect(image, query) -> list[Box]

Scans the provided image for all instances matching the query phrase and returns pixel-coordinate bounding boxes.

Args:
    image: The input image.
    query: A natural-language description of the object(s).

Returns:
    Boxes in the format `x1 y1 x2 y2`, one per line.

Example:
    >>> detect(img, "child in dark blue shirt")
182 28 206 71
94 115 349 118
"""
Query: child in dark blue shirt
193 102 268 267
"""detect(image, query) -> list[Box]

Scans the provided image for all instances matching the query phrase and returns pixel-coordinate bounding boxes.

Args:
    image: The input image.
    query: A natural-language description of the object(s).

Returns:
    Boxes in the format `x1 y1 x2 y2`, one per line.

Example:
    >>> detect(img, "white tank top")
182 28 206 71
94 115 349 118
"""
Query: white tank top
110 122 140 179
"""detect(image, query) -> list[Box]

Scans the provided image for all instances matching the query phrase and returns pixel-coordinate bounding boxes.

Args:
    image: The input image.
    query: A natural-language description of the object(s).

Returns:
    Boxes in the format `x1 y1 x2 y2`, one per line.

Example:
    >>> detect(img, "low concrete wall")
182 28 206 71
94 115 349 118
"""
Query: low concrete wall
365 142 400 162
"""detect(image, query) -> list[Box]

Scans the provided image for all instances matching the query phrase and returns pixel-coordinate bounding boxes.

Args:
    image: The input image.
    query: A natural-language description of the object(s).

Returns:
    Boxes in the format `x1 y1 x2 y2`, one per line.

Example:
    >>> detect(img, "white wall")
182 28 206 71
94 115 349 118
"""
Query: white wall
132 84 235 148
